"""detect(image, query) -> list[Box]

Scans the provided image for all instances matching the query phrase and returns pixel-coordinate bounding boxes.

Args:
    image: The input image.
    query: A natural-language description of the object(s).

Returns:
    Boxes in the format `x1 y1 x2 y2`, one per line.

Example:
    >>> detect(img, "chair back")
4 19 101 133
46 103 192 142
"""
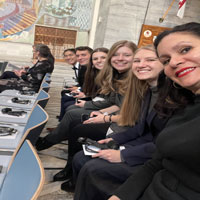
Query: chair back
36 89 50 108
44 73 51 83
0 61 8 75
24 104 48 145
41 81 50 93
0 140 45 200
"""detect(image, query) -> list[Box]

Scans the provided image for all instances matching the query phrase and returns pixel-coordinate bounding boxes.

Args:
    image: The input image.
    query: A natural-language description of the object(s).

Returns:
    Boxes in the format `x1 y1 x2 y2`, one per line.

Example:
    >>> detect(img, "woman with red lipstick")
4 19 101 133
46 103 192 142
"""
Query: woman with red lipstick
109 22 200 200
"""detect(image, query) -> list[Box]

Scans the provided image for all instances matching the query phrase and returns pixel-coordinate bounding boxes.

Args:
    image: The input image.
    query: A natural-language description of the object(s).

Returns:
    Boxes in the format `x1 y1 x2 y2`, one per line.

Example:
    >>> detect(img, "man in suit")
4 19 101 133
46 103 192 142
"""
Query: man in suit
63 48 79 85
62 46 93 91
74 46 93 88
56 46 93 122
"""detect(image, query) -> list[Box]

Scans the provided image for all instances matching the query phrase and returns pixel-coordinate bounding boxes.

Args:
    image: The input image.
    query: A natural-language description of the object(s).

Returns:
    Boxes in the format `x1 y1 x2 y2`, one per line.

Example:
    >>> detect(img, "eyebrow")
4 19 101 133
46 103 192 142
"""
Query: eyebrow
133 57 158 60
159 41 192 58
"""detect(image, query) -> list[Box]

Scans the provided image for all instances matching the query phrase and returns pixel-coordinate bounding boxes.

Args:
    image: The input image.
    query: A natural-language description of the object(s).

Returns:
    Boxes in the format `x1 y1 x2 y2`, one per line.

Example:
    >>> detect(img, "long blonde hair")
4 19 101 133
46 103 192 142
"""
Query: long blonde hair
118 45 157 126
95 40 137 96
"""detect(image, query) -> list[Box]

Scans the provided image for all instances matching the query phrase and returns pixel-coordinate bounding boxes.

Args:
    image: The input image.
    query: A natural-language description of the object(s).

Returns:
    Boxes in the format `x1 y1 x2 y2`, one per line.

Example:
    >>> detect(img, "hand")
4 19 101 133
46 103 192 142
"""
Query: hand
108 195 120 200
83 113 105 124
13 69 26 77
13 70 20 76
92 149 121 163
75 100 86 107
73 91 85 98
90 111 102 117
98 138 113 144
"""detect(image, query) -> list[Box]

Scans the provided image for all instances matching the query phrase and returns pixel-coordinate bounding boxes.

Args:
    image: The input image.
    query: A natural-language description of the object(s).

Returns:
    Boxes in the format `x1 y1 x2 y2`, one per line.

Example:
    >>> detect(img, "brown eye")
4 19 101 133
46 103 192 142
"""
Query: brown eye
162 59 170 65
159 58 169 66
180 47 191 54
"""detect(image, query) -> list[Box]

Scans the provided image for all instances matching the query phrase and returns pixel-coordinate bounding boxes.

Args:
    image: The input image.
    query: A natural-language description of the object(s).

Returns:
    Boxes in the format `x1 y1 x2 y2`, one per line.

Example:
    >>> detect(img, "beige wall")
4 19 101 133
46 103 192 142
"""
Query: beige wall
93 0 200 49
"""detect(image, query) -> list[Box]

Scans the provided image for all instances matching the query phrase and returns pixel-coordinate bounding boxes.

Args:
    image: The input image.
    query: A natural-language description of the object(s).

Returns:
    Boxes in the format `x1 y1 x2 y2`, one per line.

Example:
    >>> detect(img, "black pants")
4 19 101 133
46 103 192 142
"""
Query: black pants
68 122 110 158
0 71 19 79
59 95 75 121
73 151 139 200
45 107 92 144
63 122 110 170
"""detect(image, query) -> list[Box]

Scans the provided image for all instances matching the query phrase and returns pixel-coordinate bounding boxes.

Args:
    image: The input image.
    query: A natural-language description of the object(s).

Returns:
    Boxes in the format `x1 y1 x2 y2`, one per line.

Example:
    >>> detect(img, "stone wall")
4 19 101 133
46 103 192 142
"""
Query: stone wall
94 0 200 49
0 41 33 62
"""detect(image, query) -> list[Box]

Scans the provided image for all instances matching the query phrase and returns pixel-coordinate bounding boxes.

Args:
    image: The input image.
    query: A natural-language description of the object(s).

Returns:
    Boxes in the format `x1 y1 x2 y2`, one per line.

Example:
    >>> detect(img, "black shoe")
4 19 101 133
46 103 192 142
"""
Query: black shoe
53 168 72 182
61 179 75 192
35 137 54 151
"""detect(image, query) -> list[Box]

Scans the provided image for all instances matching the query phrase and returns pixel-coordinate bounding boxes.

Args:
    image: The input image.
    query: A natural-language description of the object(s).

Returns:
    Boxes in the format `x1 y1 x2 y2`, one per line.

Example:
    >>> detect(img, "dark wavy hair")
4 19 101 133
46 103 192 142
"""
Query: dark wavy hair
154 22 200 117
35 44 54 73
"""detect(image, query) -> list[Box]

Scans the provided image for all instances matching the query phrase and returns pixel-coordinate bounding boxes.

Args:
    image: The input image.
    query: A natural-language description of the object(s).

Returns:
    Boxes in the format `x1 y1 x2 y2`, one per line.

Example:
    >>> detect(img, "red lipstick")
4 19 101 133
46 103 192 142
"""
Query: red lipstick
175 67 195 77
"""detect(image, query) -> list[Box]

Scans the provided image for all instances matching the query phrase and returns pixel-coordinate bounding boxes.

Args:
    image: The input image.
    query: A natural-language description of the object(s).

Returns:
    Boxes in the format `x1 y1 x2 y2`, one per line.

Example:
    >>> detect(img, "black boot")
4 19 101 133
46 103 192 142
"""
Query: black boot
53 161 73 182
35 137 55 151
61 178 75 192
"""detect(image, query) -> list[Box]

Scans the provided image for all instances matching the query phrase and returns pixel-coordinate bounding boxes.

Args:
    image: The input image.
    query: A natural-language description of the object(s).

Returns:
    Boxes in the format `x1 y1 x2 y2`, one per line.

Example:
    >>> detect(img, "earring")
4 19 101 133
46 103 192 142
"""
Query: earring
173 82 182 89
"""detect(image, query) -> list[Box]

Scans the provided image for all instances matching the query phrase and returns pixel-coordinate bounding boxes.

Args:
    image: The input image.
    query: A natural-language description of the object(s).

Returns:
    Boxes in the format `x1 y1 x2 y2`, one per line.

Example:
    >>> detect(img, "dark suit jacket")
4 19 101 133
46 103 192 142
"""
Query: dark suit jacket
111 89 168 166
76 65 87 88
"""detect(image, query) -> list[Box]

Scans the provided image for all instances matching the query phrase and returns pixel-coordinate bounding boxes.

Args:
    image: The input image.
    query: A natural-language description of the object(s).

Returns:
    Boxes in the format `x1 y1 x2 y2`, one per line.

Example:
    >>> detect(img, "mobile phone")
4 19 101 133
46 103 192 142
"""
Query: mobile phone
76 99 81 103
81 113 90 122
71 92 79 96
78 137 120 150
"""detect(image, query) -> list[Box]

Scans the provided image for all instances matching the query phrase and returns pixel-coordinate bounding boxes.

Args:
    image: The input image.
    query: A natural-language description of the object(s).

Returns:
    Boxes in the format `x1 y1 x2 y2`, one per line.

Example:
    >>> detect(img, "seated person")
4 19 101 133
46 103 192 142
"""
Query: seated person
109 22 200 200
0 44 54 92
0 44 53 80
58 46 93 121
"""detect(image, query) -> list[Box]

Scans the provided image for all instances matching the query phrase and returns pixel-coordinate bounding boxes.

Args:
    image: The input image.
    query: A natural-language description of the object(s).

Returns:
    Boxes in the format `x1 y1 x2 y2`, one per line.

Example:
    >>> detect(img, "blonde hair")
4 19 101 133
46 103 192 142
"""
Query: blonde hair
95 40 137 96
118 45 156 126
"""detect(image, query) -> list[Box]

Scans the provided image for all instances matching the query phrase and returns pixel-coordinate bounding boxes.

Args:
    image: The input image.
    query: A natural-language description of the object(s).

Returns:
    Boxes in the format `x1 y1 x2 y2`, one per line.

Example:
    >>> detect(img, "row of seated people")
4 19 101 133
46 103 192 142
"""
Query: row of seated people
0 44 54 93
33 22 200 200
35 40 167 195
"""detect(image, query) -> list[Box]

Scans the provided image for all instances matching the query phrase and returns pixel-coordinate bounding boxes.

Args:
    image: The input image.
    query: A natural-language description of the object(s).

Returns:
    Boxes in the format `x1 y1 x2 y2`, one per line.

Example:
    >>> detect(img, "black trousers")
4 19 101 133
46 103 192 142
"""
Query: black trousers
73 151 139 200
59 95 75 121
63 122 110 170
68 122 110 158
0 71 19 79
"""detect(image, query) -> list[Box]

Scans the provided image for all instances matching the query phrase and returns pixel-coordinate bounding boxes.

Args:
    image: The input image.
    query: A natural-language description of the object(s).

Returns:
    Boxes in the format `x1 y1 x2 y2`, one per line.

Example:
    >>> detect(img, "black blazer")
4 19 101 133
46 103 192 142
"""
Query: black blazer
76 65 87 87
111 89 168 166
